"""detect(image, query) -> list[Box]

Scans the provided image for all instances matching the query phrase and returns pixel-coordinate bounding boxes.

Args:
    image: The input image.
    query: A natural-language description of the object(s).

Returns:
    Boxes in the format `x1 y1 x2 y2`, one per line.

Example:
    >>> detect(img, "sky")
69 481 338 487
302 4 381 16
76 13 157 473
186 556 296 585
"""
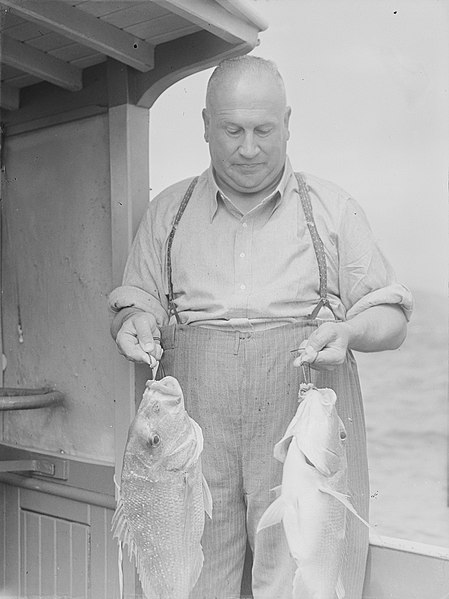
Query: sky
149 0 449 299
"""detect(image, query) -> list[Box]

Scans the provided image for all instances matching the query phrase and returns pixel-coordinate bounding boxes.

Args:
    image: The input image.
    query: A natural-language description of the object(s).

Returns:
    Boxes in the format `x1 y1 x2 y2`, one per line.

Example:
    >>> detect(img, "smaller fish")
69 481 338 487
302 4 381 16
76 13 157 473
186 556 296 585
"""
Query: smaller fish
112 376 212 599
257 383 368 599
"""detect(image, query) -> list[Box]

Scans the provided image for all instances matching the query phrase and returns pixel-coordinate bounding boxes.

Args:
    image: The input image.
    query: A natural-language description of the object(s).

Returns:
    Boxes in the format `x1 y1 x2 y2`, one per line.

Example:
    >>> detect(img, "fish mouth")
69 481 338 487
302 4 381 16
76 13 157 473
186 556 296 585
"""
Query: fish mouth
149 376 183 397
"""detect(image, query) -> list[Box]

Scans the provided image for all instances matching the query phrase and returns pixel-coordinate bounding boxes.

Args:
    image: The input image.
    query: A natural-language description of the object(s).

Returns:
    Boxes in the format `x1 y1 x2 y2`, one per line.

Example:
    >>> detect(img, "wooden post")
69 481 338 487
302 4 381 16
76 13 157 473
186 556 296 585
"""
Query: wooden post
108 92 150 597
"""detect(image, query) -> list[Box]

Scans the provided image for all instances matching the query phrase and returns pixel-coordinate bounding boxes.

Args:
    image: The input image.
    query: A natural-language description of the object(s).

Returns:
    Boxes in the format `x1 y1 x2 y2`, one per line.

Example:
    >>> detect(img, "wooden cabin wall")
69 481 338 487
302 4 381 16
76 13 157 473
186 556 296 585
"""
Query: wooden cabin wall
1 114 116 463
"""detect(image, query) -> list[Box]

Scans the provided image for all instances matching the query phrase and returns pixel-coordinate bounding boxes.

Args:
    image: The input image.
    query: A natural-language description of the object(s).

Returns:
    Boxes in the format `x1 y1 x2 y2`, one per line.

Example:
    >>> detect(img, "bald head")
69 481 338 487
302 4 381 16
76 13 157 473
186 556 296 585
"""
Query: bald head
202 55 291 203
205 56 287 112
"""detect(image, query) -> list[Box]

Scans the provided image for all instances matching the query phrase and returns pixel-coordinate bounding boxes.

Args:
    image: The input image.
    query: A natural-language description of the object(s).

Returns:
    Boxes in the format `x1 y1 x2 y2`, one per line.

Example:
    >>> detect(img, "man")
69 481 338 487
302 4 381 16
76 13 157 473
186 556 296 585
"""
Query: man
109 56 412 599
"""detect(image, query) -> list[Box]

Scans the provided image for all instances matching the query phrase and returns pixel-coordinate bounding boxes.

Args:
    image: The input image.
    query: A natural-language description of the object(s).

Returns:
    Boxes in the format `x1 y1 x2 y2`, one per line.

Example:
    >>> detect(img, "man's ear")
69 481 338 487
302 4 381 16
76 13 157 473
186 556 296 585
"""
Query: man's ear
202 108 210 143
284 106 292 141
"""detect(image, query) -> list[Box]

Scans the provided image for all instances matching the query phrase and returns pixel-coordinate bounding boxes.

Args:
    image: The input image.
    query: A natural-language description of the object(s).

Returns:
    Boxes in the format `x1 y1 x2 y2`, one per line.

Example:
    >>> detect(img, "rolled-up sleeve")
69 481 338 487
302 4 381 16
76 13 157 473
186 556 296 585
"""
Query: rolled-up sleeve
108 201 170 328
338 198 413 321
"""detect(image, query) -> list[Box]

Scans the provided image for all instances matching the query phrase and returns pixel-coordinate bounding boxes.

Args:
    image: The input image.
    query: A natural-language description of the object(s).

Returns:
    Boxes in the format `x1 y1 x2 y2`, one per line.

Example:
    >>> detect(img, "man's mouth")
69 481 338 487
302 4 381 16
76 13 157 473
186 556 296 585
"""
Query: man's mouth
235 163 263 169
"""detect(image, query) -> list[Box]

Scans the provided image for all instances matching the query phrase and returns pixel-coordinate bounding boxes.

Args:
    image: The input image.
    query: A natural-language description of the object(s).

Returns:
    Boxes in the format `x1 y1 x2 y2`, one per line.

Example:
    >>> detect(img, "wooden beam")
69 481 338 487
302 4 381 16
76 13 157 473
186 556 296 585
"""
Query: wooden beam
1 34 82 91
0 82 20 110
1 0 154 72
128 31 254 109
151 0 261 46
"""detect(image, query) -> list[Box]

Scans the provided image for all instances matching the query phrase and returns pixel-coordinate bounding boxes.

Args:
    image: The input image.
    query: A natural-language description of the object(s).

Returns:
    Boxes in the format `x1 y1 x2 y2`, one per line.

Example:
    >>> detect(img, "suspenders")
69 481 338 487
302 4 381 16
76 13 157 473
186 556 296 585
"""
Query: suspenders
166 176 199 323
166 172 337 323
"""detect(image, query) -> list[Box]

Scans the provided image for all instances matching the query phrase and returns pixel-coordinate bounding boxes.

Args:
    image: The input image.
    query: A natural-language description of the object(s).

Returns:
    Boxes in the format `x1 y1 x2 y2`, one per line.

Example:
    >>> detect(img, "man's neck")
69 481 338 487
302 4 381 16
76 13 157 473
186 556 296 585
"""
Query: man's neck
214 168 284 215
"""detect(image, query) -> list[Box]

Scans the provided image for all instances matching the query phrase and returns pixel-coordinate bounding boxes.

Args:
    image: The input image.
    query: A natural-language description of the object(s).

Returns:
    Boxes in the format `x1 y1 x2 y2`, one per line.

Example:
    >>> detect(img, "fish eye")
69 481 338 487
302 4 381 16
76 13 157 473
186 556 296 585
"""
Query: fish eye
148 433 161 447
340 430 347 441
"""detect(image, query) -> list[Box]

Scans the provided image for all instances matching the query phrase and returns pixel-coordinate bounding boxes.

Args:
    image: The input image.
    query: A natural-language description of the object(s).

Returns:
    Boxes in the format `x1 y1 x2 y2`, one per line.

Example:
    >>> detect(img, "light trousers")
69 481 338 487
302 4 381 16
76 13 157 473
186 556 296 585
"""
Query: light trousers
160 322 369 599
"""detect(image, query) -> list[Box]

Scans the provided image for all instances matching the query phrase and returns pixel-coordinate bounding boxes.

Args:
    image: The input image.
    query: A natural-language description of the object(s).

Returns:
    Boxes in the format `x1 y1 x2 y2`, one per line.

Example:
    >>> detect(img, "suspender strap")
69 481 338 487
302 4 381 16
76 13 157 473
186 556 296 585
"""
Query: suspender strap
166 172 336 324
166 176 199 323
295 173 337 320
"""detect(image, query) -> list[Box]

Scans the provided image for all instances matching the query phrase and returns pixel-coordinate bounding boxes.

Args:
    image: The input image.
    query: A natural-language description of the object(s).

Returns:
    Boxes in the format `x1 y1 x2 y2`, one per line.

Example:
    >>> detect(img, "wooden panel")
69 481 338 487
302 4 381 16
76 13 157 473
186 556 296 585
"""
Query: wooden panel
78 1 170 25
20 508 90 597
1 114 115 462
0 484 5 588
363 536 449 599
2 33 83 91
1 0 155 71
21 510 41 595
126 15 199 45
4 484 20 593
2 484 119 598
40 515 56 597
90 504 120 599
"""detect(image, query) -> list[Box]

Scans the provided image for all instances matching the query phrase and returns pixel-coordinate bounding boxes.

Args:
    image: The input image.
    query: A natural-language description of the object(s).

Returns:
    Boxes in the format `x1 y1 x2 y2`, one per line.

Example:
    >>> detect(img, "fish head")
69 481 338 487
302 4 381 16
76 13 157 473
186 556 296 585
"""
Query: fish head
125 376 199 473
296 387 347 477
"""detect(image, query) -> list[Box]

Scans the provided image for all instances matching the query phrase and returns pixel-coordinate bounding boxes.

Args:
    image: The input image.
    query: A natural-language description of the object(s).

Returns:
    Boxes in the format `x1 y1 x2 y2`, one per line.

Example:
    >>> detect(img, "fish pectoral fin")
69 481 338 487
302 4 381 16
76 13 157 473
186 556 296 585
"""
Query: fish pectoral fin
318 486 370 528
256 496 285 533
202 474 213 519
336 574 345 599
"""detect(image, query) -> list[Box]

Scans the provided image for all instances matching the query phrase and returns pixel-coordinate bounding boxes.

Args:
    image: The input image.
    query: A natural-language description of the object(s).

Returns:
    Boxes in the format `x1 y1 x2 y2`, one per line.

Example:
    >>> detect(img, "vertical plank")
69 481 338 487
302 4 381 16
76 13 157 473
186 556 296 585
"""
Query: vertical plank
105 507 120 599
5 484 20 595
89 505 121 599
0 484 4 588
108 99 151 598
40 515 56 597
109 103 149 478
22 510 41 595
55 519 71 597
71 521 89 598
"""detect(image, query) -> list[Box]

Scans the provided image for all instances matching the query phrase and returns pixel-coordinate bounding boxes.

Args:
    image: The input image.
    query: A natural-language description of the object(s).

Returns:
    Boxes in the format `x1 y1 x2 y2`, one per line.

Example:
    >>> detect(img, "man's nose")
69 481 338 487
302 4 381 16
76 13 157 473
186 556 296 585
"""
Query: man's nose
238 132 260 159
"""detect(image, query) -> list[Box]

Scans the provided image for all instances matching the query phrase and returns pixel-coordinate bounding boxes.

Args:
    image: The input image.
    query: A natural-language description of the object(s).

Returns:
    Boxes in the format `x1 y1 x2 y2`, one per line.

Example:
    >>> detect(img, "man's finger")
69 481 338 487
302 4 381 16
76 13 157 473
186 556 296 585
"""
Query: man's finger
116 330 153 365
133 314 157 352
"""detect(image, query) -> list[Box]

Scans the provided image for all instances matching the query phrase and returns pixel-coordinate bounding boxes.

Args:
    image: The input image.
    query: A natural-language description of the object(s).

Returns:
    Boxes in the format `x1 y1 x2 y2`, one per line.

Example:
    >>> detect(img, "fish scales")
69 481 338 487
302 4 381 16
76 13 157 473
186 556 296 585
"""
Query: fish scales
257 383 368 599
112 376 212 599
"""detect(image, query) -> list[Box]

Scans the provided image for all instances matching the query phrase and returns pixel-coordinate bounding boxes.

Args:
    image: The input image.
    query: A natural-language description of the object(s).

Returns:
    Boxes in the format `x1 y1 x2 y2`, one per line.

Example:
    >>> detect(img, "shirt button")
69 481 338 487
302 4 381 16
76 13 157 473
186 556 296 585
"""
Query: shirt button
240 252 245 258
240 284 246 290
242 222 248 228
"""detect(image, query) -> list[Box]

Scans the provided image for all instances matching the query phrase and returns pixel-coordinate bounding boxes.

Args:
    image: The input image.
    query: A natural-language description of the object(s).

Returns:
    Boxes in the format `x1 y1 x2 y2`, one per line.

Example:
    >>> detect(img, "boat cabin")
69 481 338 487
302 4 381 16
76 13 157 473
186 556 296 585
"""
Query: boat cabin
0 2 447 598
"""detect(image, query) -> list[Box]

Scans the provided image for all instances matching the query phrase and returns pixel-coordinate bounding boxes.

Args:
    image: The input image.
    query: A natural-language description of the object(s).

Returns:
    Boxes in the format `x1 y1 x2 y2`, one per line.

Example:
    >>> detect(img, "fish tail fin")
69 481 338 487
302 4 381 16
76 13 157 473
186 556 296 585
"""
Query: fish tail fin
318 486 370 528
202 474 213 519
257 496 285 533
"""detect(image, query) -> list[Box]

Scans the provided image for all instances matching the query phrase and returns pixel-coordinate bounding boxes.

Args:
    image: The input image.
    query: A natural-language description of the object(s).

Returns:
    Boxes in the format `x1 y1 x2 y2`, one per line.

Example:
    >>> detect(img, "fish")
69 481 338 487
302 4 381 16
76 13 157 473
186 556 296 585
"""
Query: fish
257 382 368 599
112 375 213 599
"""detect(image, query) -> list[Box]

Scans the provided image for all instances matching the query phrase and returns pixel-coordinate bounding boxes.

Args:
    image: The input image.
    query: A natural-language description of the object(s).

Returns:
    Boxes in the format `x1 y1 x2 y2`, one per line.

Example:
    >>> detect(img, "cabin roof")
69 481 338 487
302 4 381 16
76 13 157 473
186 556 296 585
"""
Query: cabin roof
0 0 267 112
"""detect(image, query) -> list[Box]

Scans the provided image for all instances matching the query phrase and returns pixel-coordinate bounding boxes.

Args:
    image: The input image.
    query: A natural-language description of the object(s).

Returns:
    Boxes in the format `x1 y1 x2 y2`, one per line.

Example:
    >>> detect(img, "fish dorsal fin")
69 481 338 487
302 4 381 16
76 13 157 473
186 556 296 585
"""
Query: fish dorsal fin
111 493 151 598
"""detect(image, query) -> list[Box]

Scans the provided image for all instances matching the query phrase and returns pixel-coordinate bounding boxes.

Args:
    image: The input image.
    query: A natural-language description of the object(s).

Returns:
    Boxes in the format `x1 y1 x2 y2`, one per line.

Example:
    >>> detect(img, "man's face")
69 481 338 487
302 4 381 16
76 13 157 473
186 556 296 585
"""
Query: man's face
202 73 291 198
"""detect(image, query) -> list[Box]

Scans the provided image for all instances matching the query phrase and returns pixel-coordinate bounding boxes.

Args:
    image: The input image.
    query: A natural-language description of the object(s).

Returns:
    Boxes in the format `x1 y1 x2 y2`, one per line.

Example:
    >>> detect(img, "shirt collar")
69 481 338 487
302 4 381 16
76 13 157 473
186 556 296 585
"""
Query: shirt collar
206 157 296 222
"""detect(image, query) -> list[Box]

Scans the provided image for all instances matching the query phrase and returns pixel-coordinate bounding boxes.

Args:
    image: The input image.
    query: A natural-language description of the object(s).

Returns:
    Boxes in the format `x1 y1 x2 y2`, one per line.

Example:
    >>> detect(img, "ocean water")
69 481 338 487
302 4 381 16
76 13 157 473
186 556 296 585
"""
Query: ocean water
355 289 449 547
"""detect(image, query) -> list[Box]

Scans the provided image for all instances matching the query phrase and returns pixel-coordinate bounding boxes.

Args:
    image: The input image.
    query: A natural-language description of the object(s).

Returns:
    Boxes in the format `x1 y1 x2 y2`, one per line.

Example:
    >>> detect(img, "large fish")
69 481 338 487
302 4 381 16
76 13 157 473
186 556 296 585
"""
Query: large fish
112 376 212 599
257 383 368 599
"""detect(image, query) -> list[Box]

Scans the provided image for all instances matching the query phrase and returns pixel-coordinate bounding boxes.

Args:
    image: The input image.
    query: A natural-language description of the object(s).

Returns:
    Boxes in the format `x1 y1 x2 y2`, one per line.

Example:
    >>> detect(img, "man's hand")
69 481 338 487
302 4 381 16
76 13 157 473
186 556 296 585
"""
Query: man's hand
293 304 408 371
293 322 350 371
115 312 163 366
